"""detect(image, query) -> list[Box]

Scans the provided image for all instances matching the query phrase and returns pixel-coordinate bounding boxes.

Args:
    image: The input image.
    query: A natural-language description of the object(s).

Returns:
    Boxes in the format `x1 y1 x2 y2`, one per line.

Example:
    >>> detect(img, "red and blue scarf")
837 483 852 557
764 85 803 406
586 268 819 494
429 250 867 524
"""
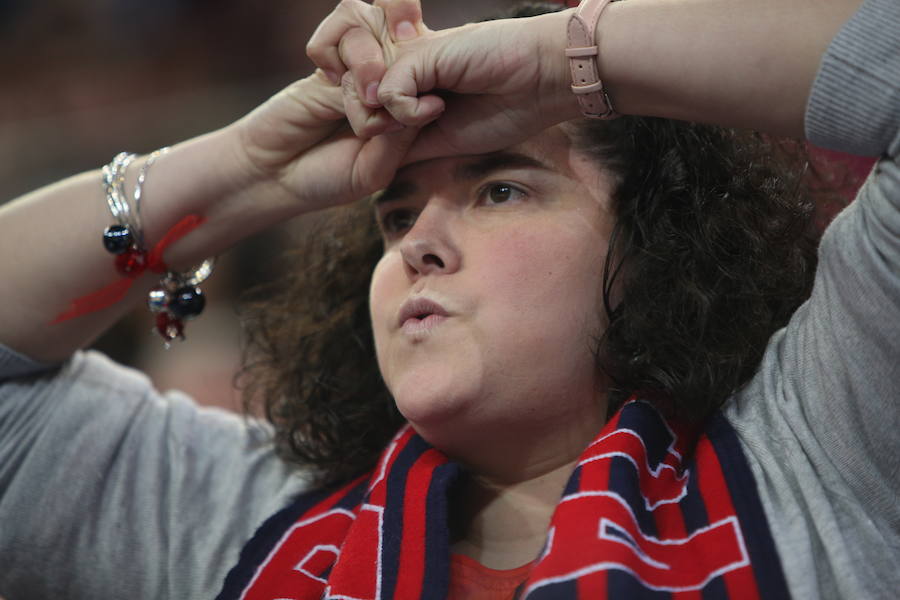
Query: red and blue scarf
217 399 790 599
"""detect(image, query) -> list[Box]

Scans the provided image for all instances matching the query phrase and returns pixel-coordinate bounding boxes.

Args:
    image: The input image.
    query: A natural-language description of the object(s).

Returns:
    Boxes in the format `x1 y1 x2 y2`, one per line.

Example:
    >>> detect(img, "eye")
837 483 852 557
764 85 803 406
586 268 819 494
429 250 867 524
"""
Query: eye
479 182 526 205
379 207 418 234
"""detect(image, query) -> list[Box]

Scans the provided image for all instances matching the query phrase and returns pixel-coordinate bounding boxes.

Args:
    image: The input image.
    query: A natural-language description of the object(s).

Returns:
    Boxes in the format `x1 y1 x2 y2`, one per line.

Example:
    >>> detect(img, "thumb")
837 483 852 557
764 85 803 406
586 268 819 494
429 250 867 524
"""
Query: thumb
354 125 422 194
374 0 427 42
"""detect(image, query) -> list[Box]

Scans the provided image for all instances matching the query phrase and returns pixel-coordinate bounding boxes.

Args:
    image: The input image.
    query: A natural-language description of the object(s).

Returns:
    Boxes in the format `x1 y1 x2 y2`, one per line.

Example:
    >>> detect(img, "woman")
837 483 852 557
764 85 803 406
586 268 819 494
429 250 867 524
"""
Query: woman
0 0 896 598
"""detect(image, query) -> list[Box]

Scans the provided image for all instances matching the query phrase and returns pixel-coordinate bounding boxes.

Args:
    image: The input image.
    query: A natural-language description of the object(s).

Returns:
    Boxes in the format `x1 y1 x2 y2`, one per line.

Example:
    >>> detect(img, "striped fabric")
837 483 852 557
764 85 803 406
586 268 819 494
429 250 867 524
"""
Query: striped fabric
217 399 790 599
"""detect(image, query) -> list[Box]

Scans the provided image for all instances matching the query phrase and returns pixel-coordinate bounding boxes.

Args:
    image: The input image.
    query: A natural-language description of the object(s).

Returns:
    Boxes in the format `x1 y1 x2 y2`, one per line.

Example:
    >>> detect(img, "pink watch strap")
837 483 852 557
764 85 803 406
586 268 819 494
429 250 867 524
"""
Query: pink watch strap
566 0 618 119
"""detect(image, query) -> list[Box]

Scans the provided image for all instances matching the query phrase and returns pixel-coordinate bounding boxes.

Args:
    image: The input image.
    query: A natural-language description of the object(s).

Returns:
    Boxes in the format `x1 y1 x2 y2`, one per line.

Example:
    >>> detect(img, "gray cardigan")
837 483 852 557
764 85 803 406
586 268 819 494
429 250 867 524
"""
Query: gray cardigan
2 0 898 597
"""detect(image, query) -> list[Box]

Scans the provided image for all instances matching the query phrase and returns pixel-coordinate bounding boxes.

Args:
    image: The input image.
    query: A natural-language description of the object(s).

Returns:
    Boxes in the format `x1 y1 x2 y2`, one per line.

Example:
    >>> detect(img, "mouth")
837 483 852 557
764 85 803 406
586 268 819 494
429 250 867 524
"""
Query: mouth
397 297 450 332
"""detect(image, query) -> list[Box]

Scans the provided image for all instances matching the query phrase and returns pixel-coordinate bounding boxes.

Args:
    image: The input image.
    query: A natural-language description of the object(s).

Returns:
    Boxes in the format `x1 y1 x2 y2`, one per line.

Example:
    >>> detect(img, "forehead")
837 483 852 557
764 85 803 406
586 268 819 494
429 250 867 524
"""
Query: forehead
387 124 589 191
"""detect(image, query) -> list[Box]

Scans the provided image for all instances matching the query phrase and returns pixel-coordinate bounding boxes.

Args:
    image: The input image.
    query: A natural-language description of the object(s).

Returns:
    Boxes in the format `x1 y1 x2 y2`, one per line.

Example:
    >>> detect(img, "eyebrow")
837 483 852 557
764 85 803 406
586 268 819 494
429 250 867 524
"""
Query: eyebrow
453 151 551 181
371 180 417 207
371 151 552 207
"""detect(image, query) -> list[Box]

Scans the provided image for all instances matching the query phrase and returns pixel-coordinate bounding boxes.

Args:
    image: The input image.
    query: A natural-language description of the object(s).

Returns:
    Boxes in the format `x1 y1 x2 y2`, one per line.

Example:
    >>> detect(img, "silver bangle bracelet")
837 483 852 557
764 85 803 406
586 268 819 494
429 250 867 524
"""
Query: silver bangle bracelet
133 147 170 250
100 149 215 345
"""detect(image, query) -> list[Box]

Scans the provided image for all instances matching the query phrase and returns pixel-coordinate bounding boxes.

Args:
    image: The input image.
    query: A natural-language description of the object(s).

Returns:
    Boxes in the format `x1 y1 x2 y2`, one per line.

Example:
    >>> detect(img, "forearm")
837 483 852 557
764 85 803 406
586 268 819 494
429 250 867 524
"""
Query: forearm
541 0 863 137
0 70 406 363
0 127 258 363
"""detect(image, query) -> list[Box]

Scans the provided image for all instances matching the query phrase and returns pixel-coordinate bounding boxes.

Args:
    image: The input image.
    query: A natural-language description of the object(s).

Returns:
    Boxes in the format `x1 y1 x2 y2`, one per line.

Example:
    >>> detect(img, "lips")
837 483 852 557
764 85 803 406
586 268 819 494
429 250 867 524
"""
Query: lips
397 297 449 328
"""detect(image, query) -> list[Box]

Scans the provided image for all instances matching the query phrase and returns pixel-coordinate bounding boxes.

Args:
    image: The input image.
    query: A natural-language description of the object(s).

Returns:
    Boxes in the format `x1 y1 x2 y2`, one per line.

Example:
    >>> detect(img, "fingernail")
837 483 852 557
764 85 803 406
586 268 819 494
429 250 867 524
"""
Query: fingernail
395 20 417 42
323 69 340 85
366 82 380 106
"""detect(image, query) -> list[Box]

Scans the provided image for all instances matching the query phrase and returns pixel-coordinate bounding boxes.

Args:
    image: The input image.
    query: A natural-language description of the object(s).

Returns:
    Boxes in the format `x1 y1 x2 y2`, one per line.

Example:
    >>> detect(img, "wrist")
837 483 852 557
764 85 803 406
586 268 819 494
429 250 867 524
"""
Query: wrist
533 9 583 122
137 127 256 267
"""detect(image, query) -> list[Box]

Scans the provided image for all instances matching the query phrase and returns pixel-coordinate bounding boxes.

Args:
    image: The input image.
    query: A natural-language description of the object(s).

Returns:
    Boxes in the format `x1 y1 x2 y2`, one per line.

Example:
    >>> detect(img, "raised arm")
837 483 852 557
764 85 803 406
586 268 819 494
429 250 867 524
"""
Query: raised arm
310 0 863 161
589 0 864 137
0 71 419 364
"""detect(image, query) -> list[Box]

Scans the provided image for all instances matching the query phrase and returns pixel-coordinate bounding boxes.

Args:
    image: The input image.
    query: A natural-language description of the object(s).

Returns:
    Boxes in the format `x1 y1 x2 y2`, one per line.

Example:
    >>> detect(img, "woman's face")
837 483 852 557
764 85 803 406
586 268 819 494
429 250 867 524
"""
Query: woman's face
369 125 616 476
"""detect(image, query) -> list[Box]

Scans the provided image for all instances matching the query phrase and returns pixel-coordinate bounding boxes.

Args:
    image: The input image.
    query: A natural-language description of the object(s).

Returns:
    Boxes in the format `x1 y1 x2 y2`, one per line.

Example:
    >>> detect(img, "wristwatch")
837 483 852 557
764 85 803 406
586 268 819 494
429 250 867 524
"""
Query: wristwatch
566 0 619 119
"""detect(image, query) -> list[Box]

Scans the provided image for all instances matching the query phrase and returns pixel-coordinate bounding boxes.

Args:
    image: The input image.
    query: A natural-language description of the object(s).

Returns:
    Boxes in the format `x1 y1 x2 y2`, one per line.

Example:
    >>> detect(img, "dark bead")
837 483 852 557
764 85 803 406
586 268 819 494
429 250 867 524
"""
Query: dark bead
115 249 147 278
155 312 184 342
167 286 205 319
103 224 133 254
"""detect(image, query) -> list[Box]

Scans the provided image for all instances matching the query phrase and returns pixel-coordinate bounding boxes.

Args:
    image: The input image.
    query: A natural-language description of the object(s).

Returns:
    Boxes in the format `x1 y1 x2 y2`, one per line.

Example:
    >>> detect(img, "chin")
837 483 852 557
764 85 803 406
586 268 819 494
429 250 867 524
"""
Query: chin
388 367 477 429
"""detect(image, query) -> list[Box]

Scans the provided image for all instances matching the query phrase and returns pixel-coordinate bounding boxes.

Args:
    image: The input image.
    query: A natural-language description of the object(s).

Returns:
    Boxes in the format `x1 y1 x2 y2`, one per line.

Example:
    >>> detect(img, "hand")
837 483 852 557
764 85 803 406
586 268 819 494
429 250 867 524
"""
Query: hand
306 0 435 140
308 0 580 164
230 70 418 215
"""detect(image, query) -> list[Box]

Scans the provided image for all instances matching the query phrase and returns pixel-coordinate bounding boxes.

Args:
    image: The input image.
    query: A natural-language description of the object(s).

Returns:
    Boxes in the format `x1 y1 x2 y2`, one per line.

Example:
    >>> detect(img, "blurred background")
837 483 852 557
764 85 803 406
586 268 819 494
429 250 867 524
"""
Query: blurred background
0 0 528 413
0 0 873 415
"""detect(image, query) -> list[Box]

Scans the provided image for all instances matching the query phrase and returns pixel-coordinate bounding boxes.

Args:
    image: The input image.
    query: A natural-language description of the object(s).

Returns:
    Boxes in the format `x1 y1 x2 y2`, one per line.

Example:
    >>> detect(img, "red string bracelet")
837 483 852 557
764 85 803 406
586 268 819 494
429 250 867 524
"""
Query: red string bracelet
51 149 215 345
51 214 207 322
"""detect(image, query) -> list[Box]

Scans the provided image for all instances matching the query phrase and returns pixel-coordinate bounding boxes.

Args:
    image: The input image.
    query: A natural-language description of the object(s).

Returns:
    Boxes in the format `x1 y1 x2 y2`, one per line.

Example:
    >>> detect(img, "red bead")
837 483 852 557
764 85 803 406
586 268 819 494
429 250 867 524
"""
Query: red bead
115 249 147 278
155 313 184 342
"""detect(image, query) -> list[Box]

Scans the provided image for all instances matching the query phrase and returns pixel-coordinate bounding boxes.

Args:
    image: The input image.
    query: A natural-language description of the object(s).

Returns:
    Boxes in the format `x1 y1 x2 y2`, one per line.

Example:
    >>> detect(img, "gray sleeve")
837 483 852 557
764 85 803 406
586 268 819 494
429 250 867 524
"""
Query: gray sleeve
804 0 900 157
0 347 311 599
790 0 900 516
790 24 900 504
725 0 900 597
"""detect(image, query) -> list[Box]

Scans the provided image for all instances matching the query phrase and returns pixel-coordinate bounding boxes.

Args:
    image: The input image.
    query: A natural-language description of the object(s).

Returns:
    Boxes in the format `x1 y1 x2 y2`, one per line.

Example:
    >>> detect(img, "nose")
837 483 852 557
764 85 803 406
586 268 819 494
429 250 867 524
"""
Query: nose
398 202 461 279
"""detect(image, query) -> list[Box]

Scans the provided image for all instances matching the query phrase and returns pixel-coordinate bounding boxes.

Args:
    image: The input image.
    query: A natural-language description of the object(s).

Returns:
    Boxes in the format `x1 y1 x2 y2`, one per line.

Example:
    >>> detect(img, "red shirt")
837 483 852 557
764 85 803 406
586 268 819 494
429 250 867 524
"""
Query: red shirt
446 553 533 600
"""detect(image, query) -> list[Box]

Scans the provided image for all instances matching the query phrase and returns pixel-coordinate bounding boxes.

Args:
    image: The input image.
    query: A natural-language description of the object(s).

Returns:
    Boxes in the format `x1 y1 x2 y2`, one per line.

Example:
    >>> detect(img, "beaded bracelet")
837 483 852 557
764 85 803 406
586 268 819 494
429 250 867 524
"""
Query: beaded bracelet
100 149 215 345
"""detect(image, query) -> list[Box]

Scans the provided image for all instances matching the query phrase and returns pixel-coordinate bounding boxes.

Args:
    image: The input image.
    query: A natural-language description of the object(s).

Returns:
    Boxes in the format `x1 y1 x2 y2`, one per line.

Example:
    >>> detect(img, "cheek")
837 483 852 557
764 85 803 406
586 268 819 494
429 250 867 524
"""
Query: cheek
480 226 606 339
468 227 607 403
369 253 399 369
368 253 391 319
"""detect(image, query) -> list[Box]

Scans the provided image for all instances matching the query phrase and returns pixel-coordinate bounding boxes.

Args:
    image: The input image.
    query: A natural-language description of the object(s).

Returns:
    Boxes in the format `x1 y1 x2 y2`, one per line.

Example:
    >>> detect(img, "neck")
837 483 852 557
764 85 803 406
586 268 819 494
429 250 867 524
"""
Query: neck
450 457 579 570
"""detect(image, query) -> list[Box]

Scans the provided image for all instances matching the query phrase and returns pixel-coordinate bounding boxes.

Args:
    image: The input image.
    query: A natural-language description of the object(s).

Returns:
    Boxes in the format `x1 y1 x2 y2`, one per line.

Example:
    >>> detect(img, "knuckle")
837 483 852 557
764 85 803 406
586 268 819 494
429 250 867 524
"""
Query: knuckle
377 84 401 103
342 35 384 68
338 0 364 18
305 40 321 60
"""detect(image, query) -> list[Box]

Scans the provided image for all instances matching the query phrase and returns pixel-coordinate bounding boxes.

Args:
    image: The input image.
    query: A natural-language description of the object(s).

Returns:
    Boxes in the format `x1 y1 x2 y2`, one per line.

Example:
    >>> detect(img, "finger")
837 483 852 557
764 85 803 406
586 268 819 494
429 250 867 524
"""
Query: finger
402 95 528 165
342 72 405 139
306 0 379 84
377 57 446 127
354 124 421 194
374 0 426 42
339 27 387 108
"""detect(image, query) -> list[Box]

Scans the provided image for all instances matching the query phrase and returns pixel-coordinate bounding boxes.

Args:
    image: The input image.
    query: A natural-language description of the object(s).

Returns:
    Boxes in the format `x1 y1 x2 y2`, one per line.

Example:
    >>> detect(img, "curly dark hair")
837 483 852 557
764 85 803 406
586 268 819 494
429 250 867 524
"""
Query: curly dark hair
237 3 822 487
575 119 817 421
